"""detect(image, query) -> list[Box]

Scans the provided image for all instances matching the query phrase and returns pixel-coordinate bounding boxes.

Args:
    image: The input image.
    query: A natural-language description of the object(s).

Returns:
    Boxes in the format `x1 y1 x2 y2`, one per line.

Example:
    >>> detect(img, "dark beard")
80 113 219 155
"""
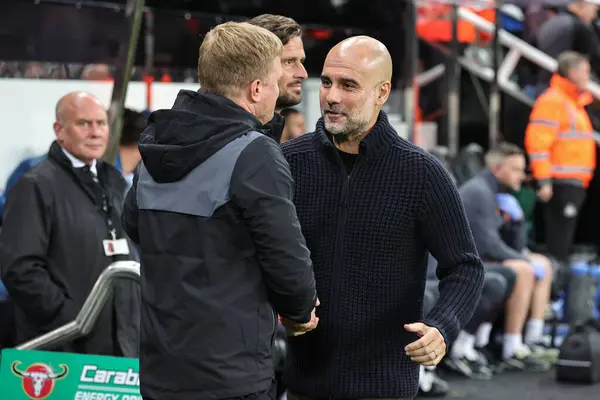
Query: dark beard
276 93 300 110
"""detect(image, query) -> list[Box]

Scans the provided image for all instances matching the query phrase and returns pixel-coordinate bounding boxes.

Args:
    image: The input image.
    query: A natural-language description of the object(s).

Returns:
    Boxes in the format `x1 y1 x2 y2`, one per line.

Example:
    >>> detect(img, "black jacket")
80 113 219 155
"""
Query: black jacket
0 141 140 356
536 11 600 90
122 90 317 400
263 112 286 143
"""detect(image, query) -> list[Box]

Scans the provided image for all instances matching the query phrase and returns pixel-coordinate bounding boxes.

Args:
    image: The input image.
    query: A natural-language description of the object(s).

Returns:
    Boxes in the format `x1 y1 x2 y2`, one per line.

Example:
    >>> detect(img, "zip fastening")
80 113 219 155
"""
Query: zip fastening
327 149 361 395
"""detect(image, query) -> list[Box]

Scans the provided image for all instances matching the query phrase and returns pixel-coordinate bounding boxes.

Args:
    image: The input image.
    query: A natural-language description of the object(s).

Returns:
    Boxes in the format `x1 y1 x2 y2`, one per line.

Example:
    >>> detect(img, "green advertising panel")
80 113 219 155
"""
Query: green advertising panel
0 348 141 400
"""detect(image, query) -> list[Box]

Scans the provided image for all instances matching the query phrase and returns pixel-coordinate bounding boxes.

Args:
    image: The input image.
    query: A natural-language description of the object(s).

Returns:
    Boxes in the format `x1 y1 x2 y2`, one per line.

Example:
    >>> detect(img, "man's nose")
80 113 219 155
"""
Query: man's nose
325 87 341 104
90 123 106 136
295 63 308 81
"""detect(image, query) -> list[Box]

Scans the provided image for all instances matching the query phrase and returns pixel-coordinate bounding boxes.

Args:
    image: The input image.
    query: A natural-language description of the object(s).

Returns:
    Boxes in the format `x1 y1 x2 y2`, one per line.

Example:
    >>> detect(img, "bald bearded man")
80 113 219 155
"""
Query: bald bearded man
280 37 484 400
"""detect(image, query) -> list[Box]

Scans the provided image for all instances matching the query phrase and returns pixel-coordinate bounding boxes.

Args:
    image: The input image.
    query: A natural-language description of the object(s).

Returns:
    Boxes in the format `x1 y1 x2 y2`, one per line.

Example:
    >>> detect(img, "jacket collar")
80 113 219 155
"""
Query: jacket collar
550 74 592 106
48 141 126 198
60 146 98 175
48 141 88 172
314 111 398 158
261 113 285 143
480 168 514 194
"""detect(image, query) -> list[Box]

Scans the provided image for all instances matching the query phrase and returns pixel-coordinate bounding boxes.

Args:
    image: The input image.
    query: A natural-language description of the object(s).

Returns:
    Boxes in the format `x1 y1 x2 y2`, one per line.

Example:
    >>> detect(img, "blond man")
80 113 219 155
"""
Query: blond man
122 22 318 400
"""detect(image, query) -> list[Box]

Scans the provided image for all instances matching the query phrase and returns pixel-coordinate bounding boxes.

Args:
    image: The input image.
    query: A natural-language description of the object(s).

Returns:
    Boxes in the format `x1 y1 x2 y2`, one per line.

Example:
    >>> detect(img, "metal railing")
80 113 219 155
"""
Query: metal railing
457 7 600 100
416 6 600 145
16 261 141 351
416 40 534 107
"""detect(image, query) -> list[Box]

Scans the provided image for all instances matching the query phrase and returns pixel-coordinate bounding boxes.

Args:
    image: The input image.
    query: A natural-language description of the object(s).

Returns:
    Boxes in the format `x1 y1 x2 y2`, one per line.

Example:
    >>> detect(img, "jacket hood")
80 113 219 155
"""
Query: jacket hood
139 90 262 183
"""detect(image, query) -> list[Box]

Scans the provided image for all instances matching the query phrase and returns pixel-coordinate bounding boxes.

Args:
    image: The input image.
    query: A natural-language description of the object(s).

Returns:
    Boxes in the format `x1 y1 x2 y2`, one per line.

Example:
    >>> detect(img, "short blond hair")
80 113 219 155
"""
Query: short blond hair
485 142 523 168
197 21 283 98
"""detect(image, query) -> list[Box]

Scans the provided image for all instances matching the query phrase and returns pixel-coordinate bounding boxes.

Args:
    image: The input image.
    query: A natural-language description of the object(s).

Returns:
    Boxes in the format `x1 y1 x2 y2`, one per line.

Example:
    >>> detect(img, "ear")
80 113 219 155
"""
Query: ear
249 79 262 103
53 121 63 142
490 162 502 175
376 81 392 106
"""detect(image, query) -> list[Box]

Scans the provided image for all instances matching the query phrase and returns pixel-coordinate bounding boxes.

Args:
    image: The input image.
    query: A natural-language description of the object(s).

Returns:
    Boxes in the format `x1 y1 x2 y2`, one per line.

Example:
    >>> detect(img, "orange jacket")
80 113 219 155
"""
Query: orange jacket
525 74 596 188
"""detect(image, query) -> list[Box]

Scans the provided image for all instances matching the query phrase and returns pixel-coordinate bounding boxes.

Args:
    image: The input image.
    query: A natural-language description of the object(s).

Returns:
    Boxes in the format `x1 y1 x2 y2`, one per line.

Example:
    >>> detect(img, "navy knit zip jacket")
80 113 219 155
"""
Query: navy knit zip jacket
281 111 484 399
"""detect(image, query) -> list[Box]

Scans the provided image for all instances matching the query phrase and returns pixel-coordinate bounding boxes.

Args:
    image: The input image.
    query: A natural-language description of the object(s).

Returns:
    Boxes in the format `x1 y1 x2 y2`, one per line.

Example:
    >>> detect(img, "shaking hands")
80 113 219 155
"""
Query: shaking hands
281 298 320 336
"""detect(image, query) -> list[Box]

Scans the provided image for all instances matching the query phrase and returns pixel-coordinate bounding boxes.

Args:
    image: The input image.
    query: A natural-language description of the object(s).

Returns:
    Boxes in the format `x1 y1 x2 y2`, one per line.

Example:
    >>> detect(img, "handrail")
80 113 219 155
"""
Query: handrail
16 261 141 351
416 64 446 87
457 7 600 100
420 39 534 107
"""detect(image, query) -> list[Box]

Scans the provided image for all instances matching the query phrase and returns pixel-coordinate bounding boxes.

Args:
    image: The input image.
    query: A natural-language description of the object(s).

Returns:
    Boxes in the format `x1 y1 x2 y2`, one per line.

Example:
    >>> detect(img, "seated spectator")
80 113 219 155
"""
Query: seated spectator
279 107 306 143
459 143 554 372
419 265 450 398
426 256 515 380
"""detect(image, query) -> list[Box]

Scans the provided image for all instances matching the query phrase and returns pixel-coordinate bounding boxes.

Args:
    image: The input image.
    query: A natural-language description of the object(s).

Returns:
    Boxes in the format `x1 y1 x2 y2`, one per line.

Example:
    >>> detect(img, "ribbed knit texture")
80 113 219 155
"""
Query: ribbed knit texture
281 112 484 399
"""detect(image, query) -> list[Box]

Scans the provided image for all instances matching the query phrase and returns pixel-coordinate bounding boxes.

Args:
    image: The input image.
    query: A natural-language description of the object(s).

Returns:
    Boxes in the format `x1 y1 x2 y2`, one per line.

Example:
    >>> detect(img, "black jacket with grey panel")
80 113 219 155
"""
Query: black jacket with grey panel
122 90 317 400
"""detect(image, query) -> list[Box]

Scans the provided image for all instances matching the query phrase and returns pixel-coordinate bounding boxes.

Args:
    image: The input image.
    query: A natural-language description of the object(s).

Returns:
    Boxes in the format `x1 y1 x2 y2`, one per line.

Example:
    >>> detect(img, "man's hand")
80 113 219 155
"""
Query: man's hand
404 323 446 366
537 184 553 202
281 298 320 337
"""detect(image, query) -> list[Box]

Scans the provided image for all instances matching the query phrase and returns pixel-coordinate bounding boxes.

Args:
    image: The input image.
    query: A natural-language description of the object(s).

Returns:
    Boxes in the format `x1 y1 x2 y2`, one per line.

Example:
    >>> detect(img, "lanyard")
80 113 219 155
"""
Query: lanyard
78 166 118 241
101 191 117 241
92 174 117 241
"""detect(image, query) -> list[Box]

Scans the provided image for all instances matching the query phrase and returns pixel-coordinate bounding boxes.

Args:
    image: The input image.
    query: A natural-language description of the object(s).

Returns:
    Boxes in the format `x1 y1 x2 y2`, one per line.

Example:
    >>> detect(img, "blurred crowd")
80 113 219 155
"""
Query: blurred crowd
0 61 196 83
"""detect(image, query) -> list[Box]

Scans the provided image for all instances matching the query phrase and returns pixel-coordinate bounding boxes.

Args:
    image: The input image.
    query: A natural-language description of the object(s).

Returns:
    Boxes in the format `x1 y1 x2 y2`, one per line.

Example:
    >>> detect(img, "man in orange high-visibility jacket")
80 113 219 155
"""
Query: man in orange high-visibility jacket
525 51 596 264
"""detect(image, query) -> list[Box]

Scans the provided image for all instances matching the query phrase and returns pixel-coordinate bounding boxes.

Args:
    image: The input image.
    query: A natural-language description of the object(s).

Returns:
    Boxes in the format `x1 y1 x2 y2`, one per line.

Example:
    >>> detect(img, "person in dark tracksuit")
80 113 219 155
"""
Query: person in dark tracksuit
535 1 600 95
121 22 318 400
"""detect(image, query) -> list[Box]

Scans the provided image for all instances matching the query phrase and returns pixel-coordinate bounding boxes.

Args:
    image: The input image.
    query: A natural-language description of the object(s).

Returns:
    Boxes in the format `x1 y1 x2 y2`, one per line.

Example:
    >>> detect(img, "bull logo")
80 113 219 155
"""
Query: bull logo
11 361 69 399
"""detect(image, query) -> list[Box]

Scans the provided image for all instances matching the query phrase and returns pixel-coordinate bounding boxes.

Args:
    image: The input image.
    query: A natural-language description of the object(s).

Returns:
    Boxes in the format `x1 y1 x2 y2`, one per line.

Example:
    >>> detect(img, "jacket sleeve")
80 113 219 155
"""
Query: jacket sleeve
525 96 561 187
418 158 484 346
122 167 140 245
462 186 527 262
230 135 317 323
0 176 78 328
576 21 600 76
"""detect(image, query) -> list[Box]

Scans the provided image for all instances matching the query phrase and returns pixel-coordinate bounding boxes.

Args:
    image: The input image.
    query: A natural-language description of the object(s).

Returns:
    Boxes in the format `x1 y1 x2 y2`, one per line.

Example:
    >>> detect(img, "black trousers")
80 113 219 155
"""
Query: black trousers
486 264 517 303
463 266 513 335
423 265 513 334
544 184 587 263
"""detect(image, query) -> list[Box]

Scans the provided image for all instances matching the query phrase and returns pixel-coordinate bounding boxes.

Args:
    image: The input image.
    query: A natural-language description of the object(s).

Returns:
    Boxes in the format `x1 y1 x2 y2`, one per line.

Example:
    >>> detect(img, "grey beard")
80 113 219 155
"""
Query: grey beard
326 119 369 144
